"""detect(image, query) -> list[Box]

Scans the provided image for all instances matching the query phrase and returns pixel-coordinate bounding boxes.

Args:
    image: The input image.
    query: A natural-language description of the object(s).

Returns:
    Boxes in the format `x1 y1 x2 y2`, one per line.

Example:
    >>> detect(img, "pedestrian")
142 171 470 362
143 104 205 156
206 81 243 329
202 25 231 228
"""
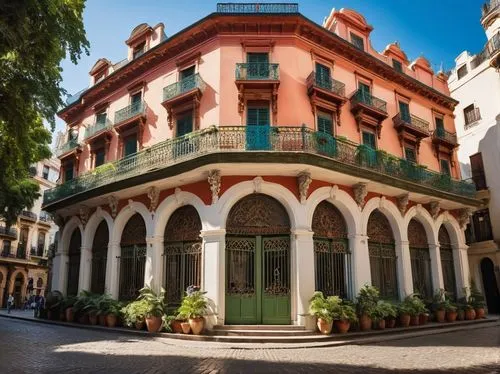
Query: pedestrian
7 294 14 314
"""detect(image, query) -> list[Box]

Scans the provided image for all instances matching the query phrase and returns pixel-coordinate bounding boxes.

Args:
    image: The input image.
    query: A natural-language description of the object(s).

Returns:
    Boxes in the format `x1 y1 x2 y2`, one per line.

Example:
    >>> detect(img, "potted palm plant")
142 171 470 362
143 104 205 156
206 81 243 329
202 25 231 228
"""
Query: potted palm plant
372 300 395 330
170 313 186 334
96 294 113 326
177 287 208 335
331 301 357 334
83 295 99 325
138 286 166 333
309 292 337 334
62 296 77 323
406 295 426 326
380 301 398 328
356 285 379 331
45 291 63 320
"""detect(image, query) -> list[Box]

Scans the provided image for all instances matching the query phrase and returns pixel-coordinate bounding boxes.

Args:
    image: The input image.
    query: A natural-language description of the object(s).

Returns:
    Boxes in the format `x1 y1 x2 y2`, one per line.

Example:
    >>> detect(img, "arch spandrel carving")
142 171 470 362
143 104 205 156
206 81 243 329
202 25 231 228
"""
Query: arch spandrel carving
367 209 394 244
120 213 146 246
312 201 347 239
408 219 428 248
164 205 202 242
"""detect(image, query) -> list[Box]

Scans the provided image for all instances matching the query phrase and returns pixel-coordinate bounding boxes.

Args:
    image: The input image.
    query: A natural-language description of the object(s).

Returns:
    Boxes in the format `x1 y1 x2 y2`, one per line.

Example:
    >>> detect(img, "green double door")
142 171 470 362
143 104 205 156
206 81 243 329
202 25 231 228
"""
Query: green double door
225 236 291 325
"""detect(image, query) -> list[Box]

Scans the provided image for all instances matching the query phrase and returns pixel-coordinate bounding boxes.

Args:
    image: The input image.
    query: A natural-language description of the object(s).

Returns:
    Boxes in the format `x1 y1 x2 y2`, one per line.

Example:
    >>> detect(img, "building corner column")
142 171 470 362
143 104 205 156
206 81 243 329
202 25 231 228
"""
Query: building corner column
78 246 92 293
455 245 470 298
145 235 164 293
105 240 120 299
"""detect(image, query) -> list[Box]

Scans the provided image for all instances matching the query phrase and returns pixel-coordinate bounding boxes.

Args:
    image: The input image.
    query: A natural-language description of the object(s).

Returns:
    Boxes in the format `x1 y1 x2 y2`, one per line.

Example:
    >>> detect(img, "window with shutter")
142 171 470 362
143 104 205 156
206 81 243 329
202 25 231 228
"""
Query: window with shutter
399 101 411 122
124 135 137 157
317 113 333 134
470 152 487 190
131 92 142 105
405 147 416 163
362 131 376 149
95 149 105 167
350 32 364 50
247 53 269 63
176 112 193 136
96 111 107 125
393 59 403 73
440 159 451 176
247 106 270 126
247 53 269 79
65 161 74 182
315 63 331 88
435 117 444 129
180 66 195 79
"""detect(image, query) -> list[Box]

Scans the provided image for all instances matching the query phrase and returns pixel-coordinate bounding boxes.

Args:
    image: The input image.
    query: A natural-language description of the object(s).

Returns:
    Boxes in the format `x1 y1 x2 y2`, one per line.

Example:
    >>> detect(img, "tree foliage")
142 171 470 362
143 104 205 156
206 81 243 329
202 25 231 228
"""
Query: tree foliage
0 0 89 225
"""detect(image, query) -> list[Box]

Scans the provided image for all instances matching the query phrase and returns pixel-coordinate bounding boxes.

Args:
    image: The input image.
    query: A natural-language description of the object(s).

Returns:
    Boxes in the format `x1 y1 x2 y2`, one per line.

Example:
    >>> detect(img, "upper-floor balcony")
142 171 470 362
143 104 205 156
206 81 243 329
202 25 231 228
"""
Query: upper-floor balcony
162 74 206 105
393 113 430 139
84 118 114 140
0 226 17 239
235 63 280 82
216 3 299 14
306 72 346 108
350 89 388 115
486 31 500 69
114 100 147 129
55 139 80 157
20 210 37 222
432 127 458 149
481 0 499 23
42 125 477 207
39 211 53 223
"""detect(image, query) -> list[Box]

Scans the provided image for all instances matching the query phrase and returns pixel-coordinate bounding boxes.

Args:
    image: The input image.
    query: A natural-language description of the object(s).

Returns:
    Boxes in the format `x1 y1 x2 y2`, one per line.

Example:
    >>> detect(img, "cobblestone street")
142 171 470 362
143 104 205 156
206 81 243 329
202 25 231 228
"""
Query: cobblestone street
0 317 498 373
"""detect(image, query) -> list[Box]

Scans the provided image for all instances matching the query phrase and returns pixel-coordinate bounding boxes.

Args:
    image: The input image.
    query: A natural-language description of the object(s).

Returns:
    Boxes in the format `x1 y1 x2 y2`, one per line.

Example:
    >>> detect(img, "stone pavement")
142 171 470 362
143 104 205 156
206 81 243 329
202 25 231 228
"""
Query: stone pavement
0 313 499 373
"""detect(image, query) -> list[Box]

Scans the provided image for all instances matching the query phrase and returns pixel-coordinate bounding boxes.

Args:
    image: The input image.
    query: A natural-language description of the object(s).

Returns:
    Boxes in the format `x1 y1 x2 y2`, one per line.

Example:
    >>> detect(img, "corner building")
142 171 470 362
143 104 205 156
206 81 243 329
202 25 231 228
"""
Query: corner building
45 4 481 327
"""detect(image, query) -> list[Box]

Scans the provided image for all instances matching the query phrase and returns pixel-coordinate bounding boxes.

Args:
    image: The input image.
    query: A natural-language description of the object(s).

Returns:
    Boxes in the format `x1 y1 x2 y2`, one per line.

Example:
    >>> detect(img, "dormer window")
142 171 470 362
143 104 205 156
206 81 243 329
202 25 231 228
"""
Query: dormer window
350 32 364 50
457 64 468 80
392 59 403 73
133 42 146 60
95 73 105 83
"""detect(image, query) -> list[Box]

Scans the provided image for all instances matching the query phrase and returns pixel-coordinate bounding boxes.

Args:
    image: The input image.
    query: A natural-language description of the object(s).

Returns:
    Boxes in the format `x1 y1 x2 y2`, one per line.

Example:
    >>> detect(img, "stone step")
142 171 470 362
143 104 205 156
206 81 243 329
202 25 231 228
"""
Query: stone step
213 324 308 331
209 329 317 337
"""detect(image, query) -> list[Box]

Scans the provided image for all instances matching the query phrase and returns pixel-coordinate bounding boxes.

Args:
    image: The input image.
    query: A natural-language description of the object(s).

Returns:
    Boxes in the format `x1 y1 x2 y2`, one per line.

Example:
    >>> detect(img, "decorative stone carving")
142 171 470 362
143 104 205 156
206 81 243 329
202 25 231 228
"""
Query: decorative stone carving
174 187 183 205
253 176 263 193
379 196 386 209
207 170 221 205
164 205 202 241
352 183 367 208
297 172 312 204
397 193 409 216
330 185 339 200
458 208 473 229
312 200 347 238
429 201 440 220
108 195 118 218
147 186 160 212
79 205 90 228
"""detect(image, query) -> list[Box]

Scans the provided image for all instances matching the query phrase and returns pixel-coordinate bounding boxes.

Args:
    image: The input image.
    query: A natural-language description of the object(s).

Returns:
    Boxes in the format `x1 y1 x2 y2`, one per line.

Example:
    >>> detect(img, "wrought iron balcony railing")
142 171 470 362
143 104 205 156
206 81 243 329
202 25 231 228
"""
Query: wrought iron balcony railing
114 100 146 125
235 63 279 80
216 3 299 13
20 210 37 221
306 72 346 97
84 118 113 139
434 127 457 145
393 113 430 134
56 139 80 157
31 246 44 257
39 211 53 223
350 89 388 113
0 226 17 238
43 126 476 205
486 31 500 58
163 74 206 102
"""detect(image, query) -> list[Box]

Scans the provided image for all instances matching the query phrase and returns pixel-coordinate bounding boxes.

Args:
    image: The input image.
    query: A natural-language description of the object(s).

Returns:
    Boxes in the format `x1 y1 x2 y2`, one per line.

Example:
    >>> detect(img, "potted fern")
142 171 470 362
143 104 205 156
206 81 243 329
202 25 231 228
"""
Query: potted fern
372 300 395 330
138 286 166 333
177 287 208 335
121 299 149 330
397 297 414 327
331 301 357 334
356 285 379 331
308 291 338 334
469 281 486 319
445 300 458 322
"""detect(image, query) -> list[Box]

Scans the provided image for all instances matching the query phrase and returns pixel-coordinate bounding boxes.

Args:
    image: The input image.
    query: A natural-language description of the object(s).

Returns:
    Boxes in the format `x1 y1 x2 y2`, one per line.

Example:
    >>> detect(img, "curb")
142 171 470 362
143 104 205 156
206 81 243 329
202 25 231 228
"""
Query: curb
0 313 497 350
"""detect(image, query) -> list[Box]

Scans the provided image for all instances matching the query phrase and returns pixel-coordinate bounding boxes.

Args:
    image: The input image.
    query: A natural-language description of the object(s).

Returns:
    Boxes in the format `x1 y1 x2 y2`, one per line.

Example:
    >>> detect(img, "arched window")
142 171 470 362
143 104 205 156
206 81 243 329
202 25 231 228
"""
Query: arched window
368 209 398 299
119 213 146 301
408 219 432 299
67 229 82 296
91 220 108 294
439 225 456 298
312 201 350 298
164 206 202 307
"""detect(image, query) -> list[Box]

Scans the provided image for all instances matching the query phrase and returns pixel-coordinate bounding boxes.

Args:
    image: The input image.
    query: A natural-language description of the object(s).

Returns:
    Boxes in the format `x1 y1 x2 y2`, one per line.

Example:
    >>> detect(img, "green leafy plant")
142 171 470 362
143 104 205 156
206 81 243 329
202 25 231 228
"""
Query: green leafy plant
161 315 176 332
178 290 208 319
373 300 397 321
431 289 448 312
469 280 486 309
138 286 166 318
121 299 149 327
356 285 380 317
331 302 357 323
404 294 427 316
308 292 342 323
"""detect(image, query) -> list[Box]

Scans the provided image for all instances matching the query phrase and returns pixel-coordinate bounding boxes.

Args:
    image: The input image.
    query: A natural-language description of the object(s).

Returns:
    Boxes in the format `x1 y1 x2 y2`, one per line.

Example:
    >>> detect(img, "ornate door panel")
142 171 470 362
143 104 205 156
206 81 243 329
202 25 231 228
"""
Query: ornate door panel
118 245 146 301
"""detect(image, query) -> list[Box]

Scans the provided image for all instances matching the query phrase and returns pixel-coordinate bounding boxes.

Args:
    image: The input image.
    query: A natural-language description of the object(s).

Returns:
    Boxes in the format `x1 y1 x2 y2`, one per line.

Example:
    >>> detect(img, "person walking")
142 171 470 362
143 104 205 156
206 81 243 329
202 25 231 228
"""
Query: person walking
7 294 14 314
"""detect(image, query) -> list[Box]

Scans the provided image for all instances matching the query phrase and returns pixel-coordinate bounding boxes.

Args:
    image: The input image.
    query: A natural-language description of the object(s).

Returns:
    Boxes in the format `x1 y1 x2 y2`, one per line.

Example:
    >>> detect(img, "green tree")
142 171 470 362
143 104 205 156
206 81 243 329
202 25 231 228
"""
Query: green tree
0 0 89 226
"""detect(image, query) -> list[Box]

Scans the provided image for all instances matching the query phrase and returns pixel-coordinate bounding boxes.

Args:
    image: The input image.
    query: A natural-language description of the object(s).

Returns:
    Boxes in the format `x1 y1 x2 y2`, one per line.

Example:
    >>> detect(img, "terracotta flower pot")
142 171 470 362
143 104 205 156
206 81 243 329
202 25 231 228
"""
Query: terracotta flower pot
385 318 396 328
399 314 411 328
106 314 117 328
317 318 333 335
373 319 385 330
181 321 191 334
88 313 98 326
98 314 107 326
65 307 74 323
189 317 205 335
135 320 145 330
465 309 476 320
59 312 66 322
446 310 457 322
475 308 485 319
145 316 162 333
171 320 184 334
359 314 372 331
78 314 89 324
435 309 446 323
410 315 419 326
419 313 428 325
457 310 465 321
334 319 350 334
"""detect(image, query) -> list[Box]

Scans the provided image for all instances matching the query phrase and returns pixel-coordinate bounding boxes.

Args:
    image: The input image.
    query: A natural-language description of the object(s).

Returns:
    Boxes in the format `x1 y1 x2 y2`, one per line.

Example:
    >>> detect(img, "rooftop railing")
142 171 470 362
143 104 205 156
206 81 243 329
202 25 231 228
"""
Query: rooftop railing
434 127 457 145
306 72 345 97
235 63 279 80
43 126 476 205
20 210 37 221
216 3 299 13
55 139 80 157
84 118 113 139
114 100 146 124
163 73 206 102
393 113 430 134
350 89 388 113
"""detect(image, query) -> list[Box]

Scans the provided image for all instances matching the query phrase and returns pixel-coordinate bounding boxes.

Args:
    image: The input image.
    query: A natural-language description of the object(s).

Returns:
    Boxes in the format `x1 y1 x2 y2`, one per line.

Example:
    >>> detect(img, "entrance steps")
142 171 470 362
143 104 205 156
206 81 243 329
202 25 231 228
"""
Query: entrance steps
210 325 317 337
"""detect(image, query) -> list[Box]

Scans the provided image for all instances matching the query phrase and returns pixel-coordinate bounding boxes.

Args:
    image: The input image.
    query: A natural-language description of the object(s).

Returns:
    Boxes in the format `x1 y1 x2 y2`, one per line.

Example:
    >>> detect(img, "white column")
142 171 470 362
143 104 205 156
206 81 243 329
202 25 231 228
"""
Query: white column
293 229 315 329
454 245 470 298
105 240 120 299
200 229 225 328
429 244 444 292
78 246 92 293
350 234 371 296
144 235 164 292
396 240 413 299
51 252 68 294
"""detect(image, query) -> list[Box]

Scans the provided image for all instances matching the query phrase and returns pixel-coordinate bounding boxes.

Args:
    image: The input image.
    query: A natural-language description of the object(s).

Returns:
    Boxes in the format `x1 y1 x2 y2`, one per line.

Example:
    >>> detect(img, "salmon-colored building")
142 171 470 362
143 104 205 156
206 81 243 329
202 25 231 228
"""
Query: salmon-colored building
45 4 481 327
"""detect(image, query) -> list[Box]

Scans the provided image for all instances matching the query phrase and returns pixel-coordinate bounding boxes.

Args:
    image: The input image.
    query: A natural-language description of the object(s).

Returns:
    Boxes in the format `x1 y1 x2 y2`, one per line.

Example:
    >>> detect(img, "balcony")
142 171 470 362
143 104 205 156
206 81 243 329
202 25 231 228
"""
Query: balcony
216 3 299 13
393 113 430 142
481 0 499 24
350 89 388 137
84 118 114 141
432 127 458 149
0 226 17 239
306 72 346 114
235 63 279 82
114 100 147 131
55 139 80 157
39 211 53 223
31 246 45 257
163 74 206 103
486 31 500 69
42 126 478 207
20 210 37 222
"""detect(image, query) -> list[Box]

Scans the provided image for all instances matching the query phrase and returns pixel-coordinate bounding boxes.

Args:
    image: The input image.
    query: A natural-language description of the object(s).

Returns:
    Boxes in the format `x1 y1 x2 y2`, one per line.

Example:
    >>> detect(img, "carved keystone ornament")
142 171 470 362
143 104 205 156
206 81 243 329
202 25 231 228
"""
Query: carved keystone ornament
207 169 221 205
147 186 160 212
108 195 118 218
353 183 367 208
297 172 312 204
397 193 409 215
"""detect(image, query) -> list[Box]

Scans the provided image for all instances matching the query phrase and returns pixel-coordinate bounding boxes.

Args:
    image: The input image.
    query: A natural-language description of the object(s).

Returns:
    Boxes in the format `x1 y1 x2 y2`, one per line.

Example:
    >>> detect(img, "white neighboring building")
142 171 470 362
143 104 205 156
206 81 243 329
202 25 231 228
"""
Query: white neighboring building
448 0 500 313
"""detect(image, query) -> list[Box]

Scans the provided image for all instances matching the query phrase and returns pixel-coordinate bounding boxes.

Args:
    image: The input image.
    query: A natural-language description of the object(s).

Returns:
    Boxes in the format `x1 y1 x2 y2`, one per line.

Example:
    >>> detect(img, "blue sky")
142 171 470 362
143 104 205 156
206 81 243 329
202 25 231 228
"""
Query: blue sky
55 0 488 137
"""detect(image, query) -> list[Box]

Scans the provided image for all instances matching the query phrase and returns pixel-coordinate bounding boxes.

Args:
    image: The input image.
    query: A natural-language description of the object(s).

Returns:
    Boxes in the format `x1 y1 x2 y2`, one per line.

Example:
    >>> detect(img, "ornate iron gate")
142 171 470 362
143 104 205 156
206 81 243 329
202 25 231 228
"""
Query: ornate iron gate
67 229 81 296
118 245 146 301
408 219 432 299
90 220 108 294
439 226 457 298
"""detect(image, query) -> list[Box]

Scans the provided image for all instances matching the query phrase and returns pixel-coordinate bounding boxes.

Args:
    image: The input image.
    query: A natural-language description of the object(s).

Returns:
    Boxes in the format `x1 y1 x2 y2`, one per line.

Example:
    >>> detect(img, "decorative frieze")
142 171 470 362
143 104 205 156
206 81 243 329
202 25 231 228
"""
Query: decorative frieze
208 170 221 205
297 172 312 204
353 183 367 208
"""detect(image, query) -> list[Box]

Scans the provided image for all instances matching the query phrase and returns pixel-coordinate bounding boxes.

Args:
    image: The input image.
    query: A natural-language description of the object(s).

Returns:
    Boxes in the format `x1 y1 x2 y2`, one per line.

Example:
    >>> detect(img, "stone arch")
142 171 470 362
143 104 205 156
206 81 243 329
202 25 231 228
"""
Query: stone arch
407 218 433 299
67 228 82 296
82 208 113 249
163 205 203 306
404 205 437 246
111 200 153 246
218 178 303 231
90 220 109 294
361 197 404 242
8 268 28 307
60 216 83 254
435 212 464 247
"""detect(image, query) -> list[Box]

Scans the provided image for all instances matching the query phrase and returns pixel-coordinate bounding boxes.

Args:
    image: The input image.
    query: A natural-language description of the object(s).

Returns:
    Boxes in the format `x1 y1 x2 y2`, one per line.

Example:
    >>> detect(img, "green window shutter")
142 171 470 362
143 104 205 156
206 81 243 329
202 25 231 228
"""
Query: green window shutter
317 114 332 134
65 161 74 181
393 59 403 73
362 131 376 149
440 159 451 176
96 112 107 125
405 147 416 163
131 92 142 105
180 66 195 80
247 106 269 126
315 63 331 87
247 53 269 63
95 149 105 167
177 113 193 136
435 117 444 129
399 102 411 122
359 83 370 95
124 136 137 157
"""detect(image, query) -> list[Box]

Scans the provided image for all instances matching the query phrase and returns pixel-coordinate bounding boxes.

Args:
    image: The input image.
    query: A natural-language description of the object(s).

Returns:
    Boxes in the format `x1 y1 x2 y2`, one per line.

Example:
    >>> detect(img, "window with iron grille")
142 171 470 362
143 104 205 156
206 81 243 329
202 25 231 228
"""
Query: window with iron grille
440 159 451 176
464 104 481 126
438 226 456 299
37 232 45 256
67 229 82 296
457 64 468 80
470 152 487 190
350 32 365 50
91 220 108 295
317 112 333 135
405 146 417 163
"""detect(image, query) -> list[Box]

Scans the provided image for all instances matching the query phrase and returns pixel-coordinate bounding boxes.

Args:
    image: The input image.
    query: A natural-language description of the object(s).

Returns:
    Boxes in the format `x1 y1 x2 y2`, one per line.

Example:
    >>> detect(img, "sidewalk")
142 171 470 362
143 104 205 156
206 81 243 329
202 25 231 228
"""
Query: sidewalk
1 309 498 350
